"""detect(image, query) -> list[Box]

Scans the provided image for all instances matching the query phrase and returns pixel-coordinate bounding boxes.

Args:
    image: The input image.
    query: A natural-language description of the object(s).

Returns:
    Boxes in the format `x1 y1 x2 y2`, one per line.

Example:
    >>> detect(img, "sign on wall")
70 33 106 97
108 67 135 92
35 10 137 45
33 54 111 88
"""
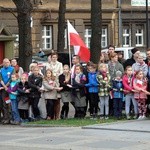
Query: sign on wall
131 0 150 6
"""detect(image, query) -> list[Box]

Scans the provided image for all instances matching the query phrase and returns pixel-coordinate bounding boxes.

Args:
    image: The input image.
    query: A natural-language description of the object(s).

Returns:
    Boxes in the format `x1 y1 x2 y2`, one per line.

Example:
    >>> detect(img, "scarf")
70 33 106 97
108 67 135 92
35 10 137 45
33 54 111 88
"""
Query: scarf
75 73 82 83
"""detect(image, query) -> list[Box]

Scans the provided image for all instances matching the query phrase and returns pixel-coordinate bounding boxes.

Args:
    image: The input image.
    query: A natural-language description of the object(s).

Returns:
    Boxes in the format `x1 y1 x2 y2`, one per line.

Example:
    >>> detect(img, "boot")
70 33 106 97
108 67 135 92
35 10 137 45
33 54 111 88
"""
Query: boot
54 100 60 120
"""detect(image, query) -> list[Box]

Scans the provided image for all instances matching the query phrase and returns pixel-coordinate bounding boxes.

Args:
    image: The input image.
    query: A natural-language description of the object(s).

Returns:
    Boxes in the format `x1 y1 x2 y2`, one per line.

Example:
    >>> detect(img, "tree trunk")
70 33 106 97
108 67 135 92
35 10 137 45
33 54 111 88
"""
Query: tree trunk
57 0 66 52
12 0 33 71
90 0 102 64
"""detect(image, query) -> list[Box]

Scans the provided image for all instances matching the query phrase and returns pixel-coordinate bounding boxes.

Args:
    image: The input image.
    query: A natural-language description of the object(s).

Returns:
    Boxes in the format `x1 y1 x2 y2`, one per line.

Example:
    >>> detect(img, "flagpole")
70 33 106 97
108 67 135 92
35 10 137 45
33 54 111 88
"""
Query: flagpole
67 20 72 71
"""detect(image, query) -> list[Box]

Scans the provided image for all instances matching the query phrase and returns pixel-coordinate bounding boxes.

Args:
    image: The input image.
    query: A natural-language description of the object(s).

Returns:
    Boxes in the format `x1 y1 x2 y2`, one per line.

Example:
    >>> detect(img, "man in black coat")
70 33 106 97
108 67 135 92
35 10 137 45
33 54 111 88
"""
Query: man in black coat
123 48 140 69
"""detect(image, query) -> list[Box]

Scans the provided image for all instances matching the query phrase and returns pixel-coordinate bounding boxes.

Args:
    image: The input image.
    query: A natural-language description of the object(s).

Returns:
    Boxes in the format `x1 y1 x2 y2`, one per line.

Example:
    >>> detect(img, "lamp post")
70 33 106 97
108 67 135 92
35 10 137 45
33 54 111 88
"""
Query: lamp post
146 0 149 48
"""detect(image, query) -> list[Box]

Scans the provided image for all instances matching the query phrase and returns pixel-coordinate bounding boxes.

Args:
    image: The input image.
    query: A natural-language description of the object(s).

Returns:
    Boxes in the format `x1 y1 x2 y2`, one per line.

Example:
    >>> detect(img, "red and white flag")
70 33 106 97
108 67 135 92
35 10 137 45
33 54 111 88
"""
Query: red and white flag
67 20 90 62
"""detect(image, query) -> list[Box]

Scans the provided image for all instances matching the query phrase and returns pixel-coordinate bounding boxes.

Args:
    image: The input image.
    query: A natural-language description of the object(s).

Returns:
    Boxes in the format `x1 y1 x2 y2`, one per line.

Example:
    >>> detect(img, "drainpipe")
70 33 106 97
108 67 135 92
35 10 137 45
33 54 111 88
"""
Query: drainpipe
118 0 122 47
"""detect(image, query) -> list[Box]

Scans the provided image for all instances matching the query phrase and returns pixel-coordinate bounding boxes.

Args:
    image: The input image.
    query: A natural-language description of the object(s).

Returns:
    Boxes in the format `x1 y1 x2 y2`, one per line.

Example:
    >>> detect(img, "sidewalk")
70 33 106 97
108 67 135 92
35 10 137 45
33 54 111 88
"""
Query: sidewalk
83 119 150 133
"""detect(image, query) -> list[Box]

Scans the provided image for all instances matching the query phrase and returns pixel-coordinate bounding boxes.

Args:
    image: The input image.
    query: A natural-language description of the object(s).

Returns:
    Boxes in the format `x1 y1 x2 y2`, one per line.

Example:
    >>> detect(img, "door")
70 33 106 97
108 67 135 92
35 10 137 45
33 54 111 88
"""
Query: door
0 42 4 64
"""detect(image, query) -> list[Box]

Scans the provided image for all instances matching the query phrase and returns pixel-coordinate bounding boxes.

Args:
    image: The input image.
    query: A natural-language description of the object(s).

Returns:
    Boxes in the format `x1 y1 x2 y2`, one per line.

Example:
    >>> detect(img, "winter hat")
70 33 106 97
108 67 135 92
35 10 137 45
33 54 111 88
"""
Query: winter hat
131 48 139 54
116 70 122 77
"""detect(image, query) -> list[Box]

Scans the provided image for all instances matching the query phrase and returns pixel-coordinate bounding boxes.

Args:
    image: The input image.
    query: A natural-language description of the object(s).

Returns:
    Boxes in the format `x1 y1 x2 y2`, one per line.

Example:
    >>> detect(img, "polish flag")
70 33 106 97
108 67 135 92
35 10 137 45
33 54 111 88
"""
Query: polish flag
67 20 90 62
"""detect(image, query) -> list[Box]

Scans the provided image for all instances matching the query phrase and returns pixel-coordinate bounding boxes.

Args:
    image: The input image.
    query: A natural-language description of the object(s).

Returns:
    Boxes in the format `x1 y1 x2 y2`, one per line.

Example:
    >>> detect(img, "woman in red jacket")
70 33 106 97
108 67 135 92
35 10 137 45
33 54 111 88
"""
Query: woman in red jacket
122 66 138 119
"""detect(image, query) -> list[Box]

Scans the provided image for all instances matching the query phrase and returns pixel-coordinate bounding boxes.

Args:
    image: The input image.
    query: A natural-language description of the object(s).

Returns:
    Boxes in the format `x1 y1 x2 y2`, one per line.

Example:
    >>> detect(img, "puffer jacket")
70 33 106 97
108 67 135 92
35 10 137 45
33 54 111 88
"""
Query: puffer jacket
85 72 99 93
112 79 124 99
28 74 43 98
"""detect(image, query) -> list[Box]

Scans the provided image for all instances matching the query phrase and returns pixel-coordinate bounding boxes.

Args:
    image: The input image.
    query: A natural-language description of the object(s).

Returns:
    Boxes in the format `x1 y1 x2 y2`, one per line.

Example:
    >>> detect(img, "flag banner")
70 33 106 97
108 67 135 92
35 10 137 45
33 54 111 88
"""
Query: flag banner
67 20 90 62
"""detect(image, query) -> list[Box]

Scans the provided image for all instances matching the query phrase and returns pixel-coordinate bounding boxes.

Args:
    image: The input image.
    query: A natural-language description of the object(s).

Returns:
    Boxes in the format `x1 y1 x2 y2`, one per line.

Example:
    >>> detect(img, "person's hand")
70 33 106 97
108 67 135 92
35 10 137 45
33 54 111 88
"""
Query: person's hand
104 77 108 81
25 89 30 93
55 87 63 91
0 87 4 90
4 87 8 91
67 84 72 88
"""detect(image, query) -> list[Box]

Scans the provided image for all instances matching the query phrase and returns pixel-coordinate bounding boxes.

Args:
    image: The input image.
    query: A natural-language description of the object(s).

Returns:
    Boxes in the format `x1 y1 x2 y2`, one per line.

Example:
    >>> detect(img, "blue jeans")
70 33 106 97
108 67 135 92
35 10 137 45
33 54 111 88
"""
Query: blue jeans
11 99 21 122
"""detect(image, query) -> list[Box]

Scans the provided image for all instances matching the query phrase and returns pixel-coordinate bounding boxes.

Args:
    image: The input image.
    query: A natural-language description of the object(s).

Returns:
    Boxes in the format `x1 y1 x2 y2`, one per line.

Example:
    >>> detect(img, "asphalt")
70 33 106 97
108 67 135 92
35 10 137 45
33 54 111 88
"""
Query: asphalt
0 119 150 150
83 119 150 133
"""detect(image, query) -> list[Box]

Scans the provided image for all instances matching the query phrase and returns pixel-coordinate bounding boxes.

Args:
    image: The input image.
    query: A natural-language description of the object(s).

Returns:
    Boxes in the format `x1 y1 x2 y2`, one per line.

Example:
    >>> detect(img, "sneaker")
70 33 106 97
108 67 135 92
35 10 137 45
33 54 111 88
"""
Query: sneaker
10 120 20 125
137 115 143 120
142 115 147 120
100 116 104 120
2 120 10 124
126 115 131 120
133 114 138 119
105 116 109 120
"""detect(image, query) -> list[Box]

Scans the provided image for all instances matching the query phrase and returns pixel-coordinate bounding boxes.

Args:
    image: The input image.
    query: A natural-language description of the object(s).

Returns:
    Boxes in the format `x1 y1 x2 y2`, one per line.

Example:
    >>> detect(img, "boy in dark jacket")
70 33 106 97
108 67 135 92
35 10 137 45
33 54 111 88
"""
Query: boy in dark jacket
28 66 43 120
112 71 124 119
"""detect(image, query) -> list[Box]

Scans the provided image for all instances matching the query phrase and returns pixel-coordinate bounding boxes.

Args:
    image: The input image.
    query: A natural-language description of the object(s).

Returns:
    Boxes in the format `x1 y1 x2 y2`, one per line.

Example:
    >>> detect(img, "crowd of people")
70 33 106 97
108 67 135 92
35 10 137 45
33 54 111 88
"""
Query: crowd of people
0 46 150 125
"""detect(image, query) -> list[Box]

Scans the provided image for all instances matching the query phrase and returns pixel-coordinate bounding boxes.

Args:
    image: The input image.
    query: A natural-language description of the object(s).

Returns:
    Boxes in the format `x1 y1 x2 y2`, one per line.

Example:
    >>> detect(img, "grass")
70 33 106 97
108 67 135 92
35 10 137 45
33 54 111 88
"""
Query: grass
26 117 124 127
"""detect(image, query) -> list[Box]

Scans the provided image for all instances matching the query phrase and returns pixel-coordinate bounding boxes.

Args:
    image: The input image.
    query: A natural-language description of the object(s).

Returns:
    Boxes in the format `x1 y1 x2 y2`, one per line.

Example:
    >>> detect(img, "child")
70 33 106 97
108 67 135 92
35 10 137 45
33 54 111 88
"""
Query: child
43 69 62 120
132 53 148 77
59 65 72 119
71 64 87 118
133 70 150 120
85 63 99 119
7 74 20 125
97 63 111 119
122 66 138 119
17 73 30 122
112 71 124 119
28 66 43 120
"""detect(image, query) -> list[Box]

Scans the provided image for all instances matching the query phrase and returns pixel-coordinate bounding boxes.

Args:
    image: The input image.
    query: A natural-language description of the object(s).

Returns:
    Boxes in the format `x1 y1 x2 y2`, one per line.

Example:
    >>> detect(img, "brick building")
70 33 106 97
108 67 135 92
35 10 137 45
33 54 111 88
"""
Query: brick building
0 0 148 62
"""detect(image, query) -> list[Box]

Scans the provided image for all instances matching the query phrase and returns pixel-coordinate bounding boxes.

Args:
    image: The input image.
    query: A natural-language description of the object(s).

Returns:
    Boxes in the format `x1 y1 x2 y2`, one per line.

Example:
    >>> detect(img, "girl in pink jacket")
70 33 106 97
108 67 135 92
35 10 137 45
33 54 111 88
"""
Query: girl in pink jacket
122 66 138 119
133 70 150 120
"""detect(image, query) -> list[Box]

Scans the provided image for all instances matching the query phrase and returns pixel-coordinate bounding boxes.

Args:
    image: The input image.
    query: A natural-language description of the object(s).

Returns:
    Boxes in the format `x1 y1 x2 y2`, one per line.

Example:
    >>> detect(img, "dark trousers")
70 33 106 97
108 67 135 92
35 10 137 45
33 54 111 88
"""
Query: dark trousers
61 102 69 118
90 93 99 115
76 107 85 118
46 99 54 119
19 109 29 120
0 90 10 121
109 97 114 116
113 98 122 118
30 97 40 118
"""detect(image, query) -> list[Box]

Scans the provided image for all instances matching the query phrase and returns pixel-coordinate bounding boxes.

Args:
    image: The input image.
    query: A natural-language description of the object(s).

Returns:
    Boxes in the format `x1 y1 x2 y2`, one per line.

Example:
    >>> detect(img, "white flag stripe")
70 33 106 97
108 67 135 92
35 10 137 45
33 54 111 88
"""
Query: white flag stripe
67 20 79 35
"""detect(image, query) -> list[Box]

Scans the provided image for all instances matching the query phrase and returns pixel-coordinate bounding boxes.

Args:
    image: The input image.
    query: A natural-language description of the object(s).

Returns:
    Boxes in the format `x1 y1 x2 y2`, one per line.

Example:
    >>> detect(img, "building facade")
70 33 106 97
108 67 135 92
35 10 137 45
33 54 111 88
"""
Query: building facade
0 0 149 61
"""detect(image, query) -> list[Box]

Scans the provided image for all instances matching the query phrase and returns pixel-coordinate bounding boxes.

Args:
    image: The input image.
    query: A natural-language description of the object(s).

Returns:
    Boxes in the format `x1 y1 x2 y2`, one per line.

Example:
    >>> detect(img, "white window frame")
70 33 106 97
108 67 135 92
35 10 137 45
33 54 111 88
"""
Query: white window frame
84 28 91 48
42 25 52 50
135 28 144 47
123 28 131 47
101 28 107 48
84 27 108 48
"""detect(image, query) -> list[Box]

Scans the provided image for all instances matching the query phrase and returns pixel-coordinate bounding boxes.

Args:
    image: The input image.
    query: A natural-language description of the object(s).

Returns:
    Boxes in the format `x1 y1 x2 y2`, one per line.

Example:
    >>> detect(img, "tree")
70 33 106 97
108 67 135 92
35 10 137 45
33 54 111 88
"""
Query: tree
57 0 66 52
12 0 33 71
90 0 102 63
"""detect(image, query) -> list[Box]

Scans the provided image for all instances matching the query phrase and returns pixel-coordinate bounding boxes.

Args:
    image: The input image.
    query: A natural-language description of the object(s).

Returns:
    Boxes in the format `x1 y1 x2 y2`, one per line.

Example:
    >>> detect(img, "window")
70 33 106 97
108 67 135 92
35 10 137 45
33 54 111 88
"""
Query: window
136 28 143 47
101 28 107 48
84 27 108 48
42 25 52 50
84 28 91 48
123 28 131 47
